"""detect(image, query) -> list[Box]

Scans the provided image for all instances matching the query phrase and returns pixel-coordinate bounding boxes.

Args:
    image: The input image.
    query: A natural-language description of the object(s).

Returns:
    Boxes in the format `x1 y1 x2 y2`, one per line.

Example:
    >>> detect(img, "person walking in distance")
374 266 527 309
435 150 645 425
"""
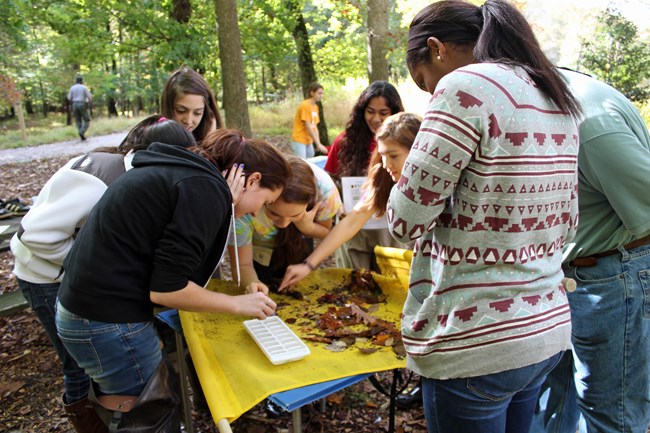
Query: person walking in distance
67 76 92 141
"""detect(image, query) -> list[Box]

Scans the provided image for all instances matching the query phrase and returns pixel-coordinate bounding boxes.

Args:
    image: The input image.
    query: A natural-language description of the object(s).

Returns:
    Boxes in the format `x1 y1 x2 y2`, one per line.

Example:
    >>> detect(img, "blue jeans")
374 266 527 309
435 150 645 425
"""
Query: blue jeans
532 243 650 433
290 140 314 159
55 301 162 396
17 278 90 403
530 351 586 433
423 352 562 433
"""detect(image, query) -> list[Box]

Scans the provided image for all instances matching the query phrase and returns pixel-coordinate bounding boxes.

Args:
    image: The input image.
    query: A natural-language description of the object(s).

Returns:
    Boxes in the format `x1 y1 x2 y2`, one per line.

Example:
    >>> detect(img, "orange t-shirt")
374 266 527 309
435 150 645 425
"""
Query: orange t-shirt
291 99 319 145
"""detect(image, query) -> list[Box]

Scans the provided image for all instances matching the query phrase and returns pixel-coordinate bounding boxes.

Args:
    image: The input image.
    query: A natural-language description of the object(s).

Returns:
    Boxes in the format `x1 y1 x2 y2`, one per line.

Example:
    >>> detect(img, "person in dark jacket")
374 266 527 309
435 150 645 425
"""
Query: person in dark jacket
11 114 168 433
55 125 291 431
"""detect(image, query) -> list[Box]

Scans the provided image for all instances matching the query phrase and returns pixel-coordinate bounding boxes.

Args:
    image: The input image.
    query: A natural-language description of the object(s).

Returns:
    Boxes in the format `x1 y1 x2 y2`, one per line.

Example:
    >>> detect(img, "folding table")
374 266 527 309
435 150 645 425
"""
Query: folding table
180 268 407 432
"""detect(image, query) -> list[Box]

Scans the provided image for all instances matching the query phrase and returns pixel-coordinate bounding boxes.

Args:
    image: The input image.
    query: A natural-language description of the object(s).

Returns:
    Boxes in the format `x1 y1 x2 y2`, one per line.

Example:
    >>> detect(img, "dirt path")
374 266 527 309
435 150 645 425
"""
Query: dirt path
0 132 128 164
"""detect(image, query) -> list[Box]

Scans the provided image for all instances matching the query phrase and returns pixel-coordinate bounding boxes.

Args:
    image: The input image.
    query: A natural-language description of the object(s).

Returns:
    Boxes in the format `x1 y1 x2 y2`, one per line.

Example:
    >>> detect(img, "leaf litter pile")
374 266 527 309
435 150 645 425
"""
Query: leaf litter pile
277 269 406 359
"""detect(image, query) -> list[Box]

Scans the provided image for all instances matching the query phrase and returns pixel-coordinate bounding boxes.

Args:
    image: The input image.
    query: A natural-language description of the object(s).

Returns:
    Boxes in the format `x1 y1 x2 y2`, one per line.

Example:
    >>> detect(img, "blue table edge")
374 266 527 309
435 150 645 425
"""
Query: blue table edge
268 373 373 412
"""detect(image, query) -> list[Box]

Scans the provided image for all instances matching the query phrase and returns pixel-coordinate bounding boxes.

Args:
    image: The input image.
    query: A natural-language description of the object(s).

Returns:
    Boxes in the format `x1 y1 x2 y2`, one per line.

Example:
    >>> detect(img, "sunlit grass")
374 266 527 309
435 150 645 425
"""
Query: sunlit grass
2 79 646 150
2 79 437 150
249 85 354 141
248 78 427 143
0 114 148 150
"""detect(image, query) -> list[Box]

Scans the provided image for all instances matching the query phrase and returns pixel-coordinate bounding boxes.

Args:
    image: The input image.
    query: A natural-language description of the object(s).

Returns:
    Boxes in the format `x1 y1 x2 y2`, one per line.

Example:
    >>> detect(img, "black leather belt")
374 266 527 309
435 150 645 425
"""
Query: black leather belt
569 234 650 267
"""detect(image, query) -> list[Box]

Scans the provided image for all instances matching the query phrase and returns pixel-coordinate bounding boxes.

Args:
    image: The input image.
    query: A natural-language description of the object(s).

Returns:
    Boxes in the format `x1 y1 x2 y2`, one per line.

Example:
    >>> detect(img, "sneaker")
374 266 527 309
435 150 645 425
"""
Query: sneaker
79 132 86 141
1 198 31 216
0 207 12 220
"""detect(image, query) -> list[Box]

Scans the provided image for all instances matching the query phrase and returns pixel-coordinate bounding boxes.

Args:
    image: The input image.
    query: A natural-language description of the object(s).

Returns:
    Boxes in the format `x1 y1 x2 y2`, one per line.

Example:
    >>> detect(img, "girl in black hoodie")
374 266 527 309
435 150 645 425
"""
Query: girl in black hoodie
55 124 291 429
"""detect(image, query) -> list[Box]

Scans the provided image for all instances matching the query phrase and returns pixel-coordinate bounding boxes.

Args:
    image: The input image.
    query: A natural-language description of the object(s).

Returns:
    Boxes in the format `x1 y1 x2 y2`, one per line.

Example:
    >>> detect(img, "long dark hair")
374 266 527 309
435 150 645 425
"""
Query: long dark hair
338 81 404 178
363 113 422 216
161 66 223 143
196 129 290 192
143 119 196 149
406 0 580 117
273 157 318 270
93 114 167 155
116 115 166 153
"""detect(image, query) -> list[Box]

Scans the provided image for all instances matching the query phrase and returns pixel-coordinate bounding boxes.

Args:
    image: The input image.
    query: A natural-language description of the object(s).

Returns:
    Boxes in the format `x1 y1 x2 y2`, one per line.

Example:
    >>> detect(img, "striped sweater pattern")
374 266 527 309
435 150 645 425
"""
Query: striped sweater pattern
387 63 579 379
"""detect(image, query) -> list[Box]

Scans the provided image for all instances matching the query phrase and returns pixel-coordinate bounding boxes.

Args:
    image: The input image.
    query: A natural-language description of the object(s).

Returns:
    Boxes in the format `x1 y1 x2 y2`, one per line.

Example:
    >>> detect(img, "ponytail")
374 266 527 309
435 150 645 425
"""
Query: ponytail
407 0 580 117
197 129 290 191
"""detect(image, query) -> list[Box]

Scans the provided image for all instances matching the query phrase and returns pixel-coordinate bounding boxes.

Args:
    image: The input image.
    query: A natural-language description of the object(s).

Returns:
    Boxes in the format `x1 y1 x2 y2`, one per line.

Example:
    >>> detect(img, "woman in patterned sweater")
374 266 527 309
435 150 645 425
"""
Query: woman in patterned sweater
387 1 582 431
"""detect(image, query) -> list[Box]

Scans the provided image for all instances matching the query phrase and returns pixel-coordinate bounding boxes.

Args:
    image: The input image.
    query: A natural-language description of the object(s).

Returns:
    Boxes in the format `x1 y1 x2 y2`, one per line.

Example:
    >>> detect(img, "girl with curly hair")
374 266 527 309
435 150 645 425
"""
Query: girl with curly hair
324 81 406 271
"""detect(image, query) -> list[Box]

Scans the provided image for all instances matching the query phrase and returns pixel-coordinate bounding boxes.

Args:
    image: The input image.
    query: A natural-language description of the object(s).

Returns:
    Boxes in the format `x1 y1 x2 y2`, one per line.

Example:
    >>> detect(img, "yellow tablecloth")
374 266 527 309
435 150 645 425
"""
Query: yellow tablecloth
180 268 407 424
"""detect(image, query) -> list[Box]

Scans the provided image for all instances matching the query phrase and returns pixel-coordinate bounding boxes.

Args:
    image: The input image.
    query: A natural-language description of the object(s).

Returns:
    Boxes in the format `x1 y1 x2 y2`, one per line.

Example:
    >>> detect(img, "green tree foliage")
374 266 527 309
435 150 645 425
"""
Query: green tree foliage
0 0 29 65
3 0 413 122
580 8 650 102
2 0 222 117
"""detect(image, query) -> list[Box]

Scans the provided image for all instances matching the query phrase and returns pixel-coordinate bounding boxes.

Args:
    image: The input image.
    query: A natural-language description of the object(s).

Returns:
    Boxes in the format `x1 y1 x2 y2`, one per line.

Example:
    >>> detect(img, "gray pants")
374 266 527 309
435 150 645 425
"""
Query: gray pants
72 102 90 135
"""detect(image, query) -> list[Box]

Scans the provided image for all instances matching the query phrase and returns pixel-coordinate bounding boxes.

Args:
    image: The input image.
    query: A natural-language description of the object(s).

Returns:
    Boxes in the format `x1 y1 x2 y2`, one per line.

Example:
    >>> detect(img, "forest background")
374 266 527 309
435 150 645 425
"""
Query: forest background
0 0 649 148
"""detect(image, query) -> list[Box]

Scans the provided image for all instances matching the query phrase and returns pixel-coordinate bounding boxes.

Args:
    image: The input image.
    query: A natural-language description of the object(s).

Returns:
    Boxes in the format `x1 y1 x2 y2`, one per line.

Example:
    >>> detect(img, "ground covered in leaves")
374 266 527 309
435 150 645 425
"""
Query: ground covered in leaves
0 152 426 432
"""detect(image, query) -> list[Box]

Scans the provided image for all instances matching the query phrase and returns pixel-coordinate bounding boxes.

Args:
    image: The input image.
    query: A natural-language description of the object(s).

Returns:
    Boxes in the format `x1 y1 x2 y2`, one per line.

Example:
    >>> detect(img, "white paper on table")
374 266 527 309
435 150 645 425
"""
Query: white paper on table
340 176 387 230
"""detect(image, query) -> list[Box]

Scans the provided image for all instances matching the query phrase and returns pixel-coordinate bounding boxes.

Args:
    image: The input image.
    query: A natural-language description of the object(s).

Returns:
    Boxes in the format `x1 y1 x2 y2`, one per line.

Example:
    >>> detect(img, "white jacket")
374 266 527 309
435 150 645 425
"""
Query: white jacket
11 152 134 283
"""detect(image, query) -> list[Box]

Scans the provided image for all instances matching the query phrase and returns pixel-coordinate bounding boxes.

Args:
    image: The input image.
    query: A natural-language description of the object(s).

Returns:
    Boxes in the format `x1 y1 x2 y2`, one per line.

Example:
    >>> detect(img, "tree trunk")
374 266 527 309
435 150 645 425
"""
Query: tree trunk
268 64 280 97
367 0 389 82
15 101 27 140
25 98 34 115
171 0 192 23
65 95 72 126
285 0 329 146
316 101 329 148
261 65 267 103
290 7 316 98
135 95 143 117
107 58 118 117
214 0 251 136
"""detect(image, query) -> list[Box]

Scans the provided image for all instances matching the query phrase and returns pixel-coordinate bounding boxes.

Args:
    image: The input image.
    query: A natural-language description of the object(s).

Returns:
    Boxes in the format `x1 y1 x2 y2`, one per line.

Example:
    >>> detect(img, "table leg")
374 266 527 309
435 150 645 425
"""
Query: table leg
175 333 195 433
369 369 406 433
292 408 302 433
320 397 326 412
217 418 233 433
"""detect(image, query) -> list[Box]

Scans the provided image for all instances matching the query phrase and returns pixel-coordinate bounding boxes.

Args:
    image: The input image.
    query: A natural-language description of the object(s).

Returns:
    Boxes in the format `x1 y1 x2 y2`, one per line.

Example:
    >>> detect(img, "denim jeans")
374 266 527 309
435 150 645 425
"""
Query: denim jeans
423 352 562 433
290 140 314 159
532 243 650 433
55 301 162 396
530 350 586 433
17 278 90 403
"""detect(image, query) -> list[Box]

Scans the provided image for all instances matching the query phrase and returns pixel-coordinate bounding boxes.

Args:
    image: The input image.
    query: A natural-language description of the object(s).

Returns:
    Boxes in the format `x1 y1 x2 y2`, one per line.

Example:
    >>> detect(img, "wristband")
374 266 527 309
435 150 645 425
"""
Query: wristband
302 260 316 271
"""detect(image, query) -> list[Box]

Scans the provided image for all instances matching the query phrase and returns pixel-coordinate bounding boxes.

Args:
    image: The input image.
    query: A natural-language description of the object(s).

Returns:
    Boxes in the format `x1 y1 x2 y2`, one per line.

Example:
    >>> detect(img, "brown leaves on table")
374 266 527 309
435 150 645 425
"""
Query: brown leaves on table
317 292 348 305
275 269 406 356
347 269 382 295
295 270 405 357
279 288 304 300
358 347 379 355
350 303 376 325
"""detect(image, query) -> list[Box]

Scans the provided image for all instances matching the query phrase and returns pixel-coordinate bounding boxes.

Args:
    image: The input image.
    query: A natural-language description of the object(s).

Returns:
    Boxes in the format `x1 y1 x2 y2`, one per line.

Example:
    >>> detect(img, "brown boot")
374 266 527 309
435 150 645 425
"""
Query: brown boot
63 395 109 433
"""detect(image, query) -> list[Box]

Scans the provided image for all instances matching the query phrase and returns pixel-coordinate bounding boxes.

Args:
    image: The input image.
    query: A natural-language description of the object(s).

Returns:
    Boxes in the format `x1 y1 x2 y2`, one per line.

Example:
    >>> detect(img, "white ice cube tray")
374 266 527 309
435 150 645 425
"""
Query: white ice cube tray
243 316 311 365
